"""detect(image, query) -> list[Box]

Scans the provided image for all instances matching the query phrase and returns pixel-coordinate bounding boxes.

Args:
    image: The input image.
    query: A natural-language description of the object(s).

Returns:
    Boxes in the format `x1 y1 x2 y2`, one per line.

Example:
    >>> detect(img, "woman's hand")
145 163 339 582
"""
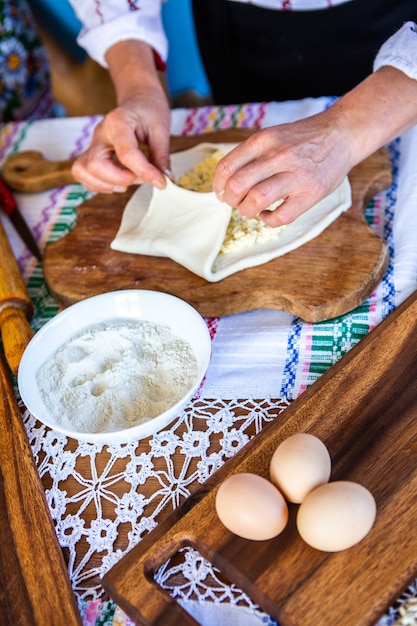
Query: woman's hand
71 40 171 194
212 111 352 227
71 87 171 193
213 66 417 227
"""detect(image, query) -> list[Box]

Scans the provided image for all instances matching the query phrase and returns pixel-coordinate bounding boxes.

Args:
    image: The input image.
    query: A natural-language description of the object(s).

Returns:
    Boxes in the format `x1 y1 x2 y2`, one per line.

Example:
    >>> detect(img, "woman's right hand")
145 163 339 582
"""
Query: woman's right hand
71 40 172 194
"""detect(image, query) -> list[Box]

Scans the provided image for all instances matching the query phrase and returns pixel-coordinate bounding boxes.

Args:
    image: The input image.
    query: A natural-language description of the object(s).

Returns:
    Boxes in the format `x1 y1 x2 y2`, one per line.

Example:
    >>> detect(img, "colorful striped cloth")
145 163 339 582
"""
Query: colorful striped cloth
1 97 417 625
0 98 404 404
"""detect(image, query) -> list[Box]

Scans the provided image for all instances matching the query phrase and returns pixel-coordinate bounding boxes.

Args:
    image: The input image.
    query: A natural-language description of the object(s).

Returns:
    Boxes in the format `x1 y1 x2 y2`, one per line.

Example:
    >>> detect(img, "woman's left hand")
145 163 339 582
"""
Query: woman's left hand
213 65 417 227
212 110 353 227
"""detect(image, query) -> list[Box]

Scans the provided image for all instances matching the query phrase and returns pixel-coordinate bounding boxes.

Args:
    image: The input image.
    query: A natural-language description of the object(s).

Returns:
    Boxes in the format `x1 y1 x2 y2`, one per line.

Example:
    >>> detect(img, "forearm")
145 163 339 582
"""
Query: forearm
212 64 417 227
71 37 171 193
326 65 417 169
105 39 165 105
327 20 417 167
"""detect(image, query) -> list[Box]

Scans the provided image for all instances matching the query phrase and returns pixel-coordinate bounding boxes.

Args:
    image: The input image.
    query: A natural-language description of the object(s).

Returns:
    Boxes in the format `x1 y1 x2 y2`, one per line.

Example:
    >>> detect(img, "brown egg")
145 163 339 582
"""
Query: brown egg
270 433 331 503
296 481 377 551
215 472 289 541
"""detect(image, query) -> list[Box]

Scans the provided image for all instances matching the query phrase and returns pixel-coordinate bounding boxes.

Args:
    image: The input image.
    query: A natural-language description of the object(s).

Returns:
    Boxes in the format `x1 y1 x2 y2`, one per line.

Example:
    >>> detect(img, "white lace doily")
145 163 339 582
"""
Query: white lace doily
22 396 289 602
21 392 417 625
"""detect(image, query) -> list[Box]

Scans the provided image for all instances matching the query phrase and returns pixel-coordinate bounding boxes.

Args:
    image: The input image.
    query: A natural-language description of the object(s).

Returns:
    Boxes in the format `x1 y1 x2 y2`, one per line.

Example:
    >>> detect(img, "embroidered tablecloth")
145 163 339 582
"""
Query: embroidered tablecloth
1 97 417 626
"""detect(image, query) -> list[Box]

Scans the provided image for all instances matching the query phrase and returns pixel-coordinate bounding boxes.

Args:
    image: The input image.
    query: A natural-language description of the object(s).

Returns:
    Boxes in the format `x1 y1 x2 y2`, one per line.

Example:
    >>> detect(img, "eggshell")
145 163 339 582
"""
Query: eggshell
269 433 331 503
296 481 377 552
215 472 289 541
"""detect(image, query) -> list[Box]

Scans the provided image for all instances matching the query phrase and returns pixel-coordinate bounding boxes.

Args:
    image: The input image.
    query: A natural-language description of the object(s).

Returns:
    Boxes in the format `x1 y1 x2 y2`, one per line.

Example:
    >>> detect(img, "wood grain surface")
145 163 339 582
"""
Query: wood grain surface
2 150 76 192
0 218 34 374
0 352 81 625
42 130 392 322
102 288 417 626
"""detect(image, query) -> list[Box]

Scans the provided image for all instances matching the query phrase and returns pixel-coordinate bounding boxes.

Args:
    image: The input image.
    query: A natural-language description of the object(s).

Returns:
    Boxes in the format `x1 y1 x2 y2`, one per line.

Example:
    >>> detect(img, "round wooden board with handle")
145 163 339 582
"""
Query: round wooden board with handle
43 130 392 322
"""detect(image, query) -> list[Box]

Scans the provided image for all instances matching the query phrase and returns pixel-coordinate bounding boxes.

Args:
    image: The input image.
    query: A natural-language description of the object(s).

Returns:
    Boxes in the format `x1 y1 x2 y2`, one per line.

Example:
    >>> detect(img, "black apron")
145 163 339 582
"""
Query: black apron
192 0 417 104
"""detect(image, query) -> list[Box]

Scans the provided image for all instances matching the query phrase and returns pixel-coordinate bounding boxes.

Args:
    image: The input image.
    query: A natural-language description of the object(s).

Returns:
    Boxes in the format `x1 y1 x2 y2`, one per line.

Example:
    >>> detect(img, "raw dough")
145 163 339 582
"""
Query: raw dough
110 143 352 282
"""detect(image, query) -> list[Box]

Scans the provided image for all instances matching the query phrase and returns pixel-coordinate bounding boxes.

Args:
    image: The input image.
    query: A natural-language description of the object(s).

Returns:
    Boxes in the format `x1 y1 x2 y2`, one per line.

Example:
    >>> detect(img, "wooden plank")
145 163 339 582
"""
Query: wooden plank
102 289 417 626
42 131 391 322
0 353 81 625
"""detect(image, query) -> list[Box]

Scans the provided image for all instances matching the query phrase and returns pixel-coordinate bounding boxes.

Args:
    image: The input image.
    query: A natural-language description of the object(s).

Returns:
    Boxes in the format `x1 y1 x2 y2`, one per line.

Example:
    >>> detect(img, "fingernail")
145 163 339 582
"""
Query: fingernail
265 198 284 211
163 168 174 181
152 178 165 190
113 185 127 193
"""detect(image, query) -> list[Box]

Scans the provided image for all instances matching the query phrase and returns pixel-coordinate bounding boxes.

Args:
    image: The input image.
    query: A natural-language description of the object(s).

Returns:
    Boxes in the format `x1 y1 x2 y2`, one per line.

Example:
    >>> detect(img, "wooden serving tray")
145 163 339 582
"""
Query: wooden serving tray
102 288 417 626
43 130 391 322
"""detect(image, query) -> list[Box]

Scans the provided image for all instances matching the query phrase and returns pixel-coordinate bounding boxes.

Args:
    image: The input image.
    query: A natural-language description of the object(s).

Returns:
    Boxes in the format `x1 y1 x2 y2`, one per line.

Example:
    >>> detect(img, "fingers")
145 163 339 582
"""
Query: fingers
236 177 322 227
71 145 135 194
212 132 291 218
258 194 317 227
71 102 172 193
212 122 349 226
110 122 170 188
212 132 274 202
214 160 329 227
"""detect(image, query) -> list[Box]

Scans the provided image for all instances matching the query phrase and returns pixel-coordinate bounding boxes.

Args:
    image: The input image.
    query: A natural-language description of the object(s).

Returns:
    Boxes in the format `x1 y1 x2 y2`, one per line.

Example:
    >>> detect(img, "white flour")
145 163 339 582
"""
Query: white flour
36 319 198 434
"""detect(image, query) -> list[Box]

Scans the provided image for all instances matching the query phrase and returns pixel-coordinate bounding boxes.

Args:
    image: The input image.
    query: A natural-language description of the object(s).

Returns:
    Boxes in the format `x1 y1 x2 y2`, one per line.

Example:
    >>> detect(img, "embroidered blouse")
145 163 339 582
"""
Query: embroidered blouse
67 1 417 83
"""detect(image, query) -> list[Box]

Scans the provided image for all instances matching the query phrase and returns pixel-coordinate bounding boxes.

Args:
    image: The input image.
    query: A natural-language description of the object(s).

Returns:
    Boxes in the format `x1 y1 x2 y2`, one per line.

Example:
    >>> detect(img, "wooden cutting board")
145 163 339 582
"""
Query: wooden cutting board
43 130 391 322
102 288 417 626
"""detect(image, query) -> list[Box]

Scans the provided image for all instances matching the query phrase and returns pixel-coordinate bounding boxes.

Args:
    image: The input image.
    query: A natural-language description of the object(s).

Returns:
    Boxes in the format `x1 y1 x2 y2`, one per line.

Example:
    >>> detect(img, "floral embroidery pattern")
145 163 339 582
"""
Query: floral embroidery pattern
0 0 55 121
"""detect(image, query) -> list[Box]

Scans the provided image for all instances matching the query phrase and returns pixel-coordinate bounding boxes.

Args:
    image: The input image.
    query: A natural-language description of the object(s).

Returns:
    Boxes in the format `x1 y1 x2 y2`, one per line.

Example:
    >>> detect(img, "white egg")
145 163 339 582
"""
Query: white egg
215 472 289 541
296 481 377 552
269 433 331 503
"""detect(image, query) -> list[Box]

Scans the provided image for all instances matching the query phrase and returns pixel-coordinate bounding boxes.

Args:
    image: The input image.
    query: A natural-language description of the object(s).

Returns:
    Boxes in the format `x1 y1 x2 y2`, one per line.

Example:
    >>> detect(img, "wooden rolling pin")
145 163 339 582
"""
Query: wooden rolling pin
2 150 76 192
0 218 34 374
0 350 82 624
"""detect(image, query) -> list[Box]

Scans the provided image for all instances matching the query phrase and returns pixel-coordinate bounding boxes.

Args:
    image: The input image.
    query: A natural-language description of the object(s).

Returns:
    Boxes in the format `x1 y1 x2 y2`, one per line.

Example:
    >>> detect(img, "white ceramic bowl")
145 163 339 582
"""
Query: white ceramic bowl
18 290 211 444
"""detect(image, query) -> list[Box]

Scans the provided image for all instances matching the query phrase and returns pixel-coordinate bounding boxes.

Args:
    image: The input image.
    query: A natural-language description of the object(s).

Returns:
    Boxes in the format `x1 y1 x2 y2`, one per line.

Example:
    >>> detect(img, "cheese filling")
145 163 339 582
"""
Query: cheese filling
177 149 286 255
110 141 352 283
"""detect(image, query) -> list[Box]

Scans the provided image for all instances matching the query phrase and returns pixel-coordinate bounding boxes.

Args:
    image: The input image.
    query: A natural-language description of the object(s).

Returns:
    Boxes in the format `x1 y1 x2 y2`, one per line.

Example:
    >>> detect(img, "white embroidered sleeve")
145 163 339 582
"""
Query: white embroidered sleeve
374 21 417 81
67 0 168 67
